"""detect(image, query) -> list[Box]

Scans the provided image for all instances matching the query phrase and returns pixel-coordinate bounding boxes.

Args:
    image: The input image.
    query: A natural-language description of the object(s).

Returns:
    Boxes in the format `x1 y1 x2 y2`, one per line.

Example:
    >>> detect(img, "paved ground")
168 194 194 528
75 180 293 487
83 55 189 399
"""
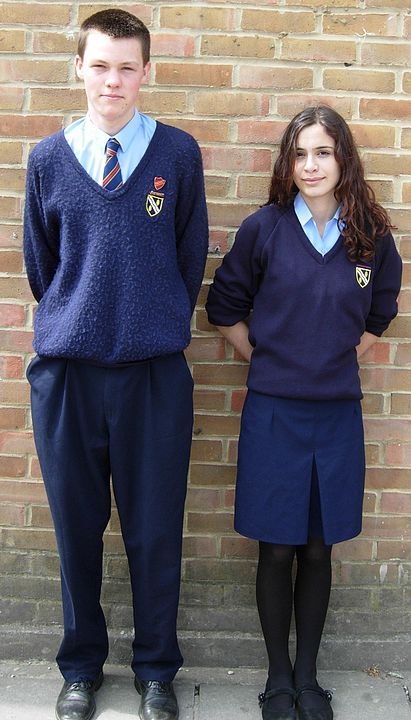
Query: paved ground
1 661 410 719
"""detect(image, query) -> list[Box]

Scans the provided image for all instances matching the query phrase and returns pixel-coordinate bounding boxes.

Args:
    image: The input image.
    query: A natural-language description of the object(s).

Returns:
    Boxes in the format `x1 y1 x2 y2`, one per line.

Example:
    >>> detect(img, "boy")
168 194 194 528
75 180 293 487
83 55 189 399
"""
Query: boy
24 9 208 720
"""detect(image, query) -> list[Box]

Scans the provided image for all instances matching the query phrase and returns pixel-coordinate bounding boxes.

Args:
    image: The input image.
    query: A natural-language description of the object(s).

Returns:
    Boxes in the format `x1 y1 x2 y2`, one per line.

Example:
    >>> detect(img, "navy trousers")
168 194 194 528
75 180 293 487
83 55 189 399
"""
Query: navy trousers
27 352 193 683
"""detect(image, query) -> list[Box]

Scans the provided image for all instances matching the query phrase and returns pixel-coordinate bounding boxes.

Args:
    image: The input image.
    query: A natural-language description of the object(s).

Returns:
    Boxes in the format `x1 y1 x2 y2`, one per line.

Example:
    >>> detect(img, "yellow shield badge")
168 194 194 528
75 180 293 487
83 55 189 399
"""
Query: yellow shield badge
356 266 371 288
146 191 164 217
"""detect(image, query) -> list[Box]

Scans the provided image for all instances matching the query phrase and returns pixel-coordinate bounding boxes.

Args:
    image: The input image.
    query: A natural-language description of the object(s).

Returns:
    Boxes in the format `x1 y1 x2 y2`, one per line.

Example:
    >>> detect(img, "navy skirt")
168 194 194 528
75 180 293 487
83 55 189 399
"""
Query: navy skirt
234 391 365 546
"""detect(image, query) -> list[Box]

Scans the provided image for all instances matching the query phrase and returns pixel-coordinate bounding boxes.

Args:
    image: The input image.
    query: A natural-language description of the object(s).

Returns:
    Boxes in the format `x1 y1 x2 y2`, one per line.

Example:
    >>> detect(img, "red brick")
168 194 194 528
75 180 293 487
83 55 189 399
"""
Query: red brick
0 197 21 220
0 115 62 138
183 536 218 558
0 59 68 83
277 96 353 120
0 431 35 454
0 330 33 352
221 536 257 559
236 120 287 144
194 91 268 117
193 390 226 412
151 33 194 58
139 90 186 115
157 118 229 143
0 277 32 302
156 63 232 87
190 439 223 462
0 408 26 430
242 9 314 33
384 443 411 467
193 363 248 387
363 418 411 442
0 86 25 111
0 504 25 526
0 380 30 404
186 487 222 512
390 393 411 415
0 457 26 479
324 13 397 36
332 538 373 561
160 6 234 31
366 468 410 490
360 367 411 391
190 463 236 486
203 146 272 173
0 2 70 24
361 42 411 67
0 356 24 379
187 511 233 534
377 541 411 560
0 225 22 248
0 527 57 551
231 389 246 413
207 203 258 229
281 38 356 64
186 336 226 361
360 98 411 121
29 88 87 112
32 31 76 54
360 343 390 366
0 250 23 272
78 4 152 26
239 66 313 90
201 34 275 59
237 176 271 201
0 305 25 328
323 69 395 94
381 493 411 515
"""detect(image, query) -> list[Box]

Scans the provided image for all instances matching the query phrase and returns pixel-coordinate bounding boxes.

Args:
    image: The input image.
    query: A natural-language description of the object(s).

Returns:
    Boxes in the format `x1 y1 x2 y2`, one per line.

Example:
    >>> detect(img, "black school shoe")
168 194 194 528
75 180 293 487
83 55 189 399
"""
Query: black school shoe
258 687 297 720
55 671 104 720
134 676 179 720
295 685 333 720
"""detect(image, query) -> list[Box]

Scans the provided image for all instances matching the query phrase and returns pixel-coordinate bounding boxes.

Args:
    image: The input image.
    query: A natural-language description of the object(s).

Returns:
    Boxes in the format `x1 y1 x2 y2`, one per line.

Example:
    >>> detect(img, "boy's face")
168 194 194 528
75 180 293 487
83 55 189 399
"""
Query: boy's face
75 30 150 135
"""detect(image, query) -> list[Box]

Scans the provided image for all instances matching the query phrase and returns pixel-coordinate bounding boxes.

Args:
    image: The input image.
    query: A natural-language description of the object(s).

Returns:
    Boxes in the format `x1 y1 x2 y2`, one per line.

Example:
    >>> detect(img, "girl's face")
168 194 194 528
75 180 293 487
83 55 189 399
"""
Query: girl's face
292 123 341 208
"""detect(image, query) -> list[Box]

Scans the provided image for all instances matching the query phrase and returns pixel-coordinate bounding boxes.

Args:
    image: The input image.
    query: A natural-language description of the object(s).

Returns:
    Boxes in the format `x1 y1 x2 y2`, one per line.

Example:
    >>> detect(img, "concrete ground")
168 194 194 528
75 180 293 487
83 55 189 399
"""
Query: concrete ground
1 661 410 719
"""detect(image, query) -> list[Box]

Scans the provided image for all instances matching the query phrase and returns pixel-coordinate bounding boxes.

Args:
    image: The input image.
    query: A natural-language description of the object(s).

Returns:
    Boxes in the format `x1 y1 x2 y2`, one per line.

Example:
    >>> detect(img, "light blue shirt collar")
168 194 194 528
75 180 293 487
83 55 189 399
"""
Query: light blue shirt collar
294 192 342 256
84 111 142 153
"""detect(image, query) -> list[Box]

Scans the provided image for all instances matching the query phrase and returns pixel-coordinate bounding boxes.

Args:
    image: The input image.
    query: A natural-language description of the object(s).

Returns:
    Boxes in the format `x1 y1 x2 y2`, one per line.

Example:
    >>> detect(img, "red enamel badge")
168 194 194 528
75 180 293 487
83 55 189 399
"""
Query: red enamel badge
154 177 166 191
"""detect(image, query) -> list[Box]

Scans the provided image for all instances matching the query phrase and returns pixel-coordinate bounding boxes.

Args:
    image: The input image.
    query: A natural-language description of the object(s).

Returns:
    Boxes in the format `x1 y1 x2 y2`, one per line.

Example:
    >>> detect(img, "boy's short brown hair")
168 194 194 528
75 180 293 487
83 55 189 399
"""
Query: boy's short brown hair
77 8 150 65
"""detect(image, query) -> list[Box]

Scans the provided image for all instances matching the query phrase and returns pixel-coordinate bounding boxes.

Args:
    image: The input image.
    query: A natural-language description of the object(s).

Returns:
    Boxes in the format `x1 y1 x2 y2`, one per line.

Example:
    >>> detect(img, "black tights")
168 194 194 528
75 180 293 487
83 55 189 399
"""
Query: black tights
256 538 332 711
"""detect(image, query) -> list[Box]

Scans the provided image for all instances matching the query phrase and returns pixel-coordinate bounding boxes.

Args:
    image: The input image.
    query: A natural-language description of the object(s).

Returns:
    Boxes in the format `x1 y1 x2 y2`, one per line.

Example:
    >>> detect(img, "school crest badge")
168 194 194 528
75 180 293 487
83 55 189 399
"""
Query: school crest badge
146 191 164 217
355 266 371 288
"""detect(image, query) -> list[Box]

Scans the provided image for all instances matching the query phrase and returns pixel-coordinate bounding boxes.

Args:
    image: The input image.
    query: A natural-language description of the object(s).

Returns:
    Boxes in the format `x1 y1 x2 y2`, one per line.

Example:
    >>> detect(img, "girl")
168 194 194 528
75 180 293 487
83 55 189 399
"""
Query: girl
206 106 402 720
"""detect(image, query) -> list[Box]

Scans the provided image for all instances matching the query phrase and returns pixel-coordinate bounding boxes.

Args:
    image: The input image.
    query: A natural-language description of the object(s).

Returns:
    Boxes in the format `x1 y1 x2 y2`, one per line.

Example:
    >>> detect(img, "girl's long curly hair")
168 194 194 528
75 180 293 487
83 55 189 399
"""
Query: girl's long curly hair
267 105 393 262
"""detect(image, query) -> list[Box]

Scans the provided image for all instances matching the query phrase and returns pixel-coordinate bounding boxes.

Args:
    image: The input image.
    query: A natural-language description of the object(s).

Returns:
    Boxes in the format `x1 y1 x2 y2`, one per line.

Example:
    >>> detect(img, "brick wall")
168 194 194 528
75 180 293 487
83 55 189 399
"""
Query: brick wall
0 0 410 668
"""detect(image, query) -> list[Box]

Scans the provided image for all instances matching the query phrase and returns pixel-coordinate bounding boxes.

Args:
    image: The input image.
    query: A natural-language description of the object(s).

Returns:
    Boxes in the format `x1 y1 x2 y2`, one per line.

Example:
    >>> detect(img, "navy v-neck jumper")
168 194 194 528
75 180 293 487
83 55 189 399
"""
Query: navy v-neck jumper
206 204 402 400
24 122 208 365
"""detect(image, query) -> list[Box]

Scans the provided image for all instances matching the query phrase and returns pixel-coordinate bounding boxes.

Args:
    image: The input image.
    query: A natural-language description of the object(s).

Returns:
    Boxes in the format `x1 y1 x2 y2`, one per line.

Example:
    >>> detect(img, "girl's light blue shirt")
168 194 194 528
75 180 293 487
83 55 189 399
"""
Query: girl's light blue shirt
294 192 343 256
64 111 156 184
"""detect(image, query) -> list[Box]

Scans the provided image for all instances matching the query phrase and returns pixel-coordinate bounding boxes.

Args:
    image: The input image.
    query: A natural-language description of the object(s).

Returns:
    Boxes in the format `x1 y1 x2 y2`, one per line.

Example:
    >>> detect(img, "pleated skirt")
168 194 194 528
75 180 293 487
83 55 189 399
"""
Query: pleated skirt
234 391 365 546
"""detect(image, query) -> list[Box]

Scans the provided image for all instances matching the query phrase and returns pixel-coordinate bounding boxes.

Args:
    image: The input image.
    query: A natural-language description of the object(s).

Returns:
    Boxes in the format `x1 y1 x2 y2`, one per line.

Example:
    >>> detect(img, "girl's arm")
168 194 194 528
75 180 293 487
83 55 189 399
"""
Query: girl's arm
216 321 253 363
356 331 378 359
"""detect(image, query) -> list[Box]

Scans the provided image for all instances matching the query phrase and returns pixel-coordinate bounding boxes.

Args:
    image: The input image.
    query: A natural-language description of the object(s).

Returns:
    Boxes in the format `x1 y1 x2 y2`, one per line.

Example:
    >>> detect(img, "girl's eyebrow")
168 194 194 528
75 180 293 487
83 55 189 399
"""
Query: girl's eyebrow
296 145 335 151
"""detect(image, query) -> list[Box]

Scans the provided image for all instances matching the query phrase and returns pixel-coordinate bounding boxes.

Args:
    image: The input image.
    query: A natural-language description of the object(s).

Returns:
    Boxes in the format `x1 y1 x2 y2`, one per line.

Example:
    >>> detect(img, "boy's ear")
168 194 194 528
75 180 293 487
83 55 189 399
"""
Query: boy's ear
75 55 84 80
142 62 151 84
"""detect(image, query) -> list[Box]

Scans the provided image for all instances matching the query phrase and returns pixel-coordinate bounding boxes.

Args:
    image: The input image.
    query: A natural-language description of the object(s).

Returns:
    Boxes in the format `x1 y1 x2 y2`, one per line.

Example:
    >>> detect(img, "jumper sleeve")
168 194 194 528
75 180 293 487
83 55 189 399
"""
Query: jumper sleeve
206 214 263 326
23 152 60 303
365 233 402 336
175 138 208 315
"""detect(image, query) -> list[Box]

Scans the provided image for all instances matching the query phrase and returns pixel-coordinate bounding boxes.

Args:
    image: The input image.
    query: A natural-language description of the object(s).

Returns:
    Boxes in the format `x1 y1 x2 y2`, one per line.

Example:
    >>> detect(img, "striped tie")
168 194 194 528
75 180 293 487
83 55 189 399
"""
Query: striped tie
103 137 123 191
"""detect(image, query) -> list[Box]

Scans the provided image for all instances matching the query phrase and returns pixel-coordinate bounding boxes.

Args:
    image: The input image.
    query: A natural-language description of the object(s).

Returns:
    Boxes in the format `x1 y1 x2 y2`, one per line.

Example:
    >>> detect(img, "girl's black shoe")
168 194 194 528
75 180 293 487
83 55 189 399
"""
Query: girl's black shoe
295 685 333 720
258 687 297 720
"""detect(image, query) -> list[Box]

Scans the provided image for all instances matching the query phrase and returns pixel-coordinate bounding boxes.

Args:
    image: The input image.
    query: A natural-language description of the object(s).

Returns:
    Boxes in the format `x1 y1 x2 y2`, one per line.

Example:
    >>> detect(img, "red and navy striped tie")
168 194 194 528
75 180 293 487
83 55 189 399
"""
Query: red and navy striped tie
103 137 123 191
